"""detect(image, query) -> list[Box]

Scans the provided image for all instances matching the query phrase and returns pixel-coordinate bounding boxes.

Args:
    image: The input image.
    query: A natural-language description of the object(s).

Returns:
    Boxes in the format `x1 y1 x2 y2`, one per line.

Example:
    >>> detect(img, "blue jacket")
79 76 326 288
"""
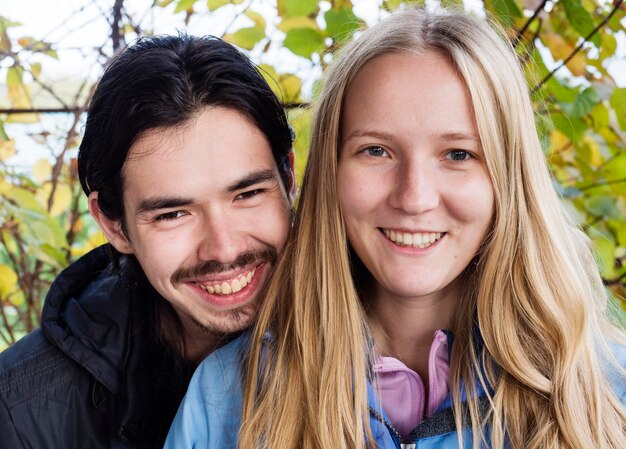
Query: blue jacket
164 333 626 449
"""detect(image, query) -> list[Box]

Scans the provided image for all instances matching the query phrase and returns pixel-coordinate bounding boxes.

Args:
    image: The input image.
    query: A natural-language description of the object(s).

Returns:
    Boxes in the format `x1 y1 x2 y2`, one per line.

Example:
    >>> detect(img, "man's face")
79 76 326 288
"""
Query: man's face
101 107 291 352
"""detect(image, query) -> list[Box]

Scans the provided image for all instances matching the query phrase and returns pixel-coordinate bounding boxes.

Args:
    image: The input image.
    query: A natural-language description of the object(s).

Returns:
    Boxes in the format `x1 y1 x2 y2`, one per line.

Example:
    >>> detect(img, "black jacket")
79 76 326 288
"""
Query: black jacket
0 246 193 449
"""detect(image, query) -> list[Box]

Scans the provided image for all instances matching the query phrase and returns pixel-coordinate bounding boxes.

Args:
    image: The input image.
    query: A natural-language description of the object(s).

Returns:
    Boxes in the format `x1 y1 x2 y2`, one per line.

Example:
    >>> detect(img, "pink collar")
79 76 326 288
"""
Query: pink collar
372 330 450 440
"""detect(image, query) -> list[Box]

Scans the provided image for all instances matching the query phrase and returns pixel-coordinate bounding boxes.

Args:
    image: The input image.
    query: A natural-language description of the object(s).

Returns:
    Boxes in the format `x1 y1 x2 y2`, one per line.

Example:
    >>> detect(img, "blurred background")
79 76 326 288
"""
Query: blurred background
1 0 625 350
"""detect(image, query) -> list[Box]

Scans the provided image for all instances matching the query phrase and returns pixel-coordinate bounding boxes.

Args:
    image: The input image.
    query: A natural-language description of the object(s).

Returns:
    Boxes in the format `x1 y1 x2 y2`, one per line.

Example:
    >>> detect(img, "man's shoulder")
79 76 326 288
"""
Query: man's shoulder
0 330 86 409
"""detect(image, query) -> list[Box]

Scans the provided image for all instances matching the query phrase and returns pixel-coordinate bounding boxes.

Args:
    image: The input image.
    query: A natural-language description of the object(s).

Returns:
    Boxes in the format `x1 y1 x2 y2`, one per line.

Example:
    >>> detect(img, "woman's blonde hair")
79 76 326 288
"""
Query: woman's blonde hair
239 7 626 449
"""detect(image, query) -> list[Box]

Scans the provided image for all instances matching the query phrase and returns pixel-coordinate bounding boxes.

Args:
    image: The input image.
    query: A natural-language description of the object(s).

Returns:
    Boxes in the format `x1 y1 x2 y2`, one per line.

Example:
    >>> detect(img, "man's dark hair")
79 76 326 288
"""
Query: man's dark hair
78 33 293 241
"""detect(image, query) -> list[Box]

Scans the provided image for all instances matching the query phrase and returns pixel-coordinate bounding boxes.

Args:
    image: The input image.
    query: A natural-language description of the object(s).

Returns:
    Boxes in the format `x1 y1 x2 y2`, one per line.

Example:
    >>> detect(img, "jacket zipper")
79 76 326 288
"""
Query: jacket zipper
368 406 416 449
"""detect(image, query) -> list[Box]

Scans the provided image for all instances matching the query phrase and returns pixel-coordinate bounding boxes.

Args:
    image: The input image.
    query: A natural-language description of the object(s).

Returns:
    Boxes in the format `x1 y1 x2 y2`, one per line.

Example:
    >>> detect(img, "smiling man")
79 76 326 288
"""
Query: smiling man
0 35 294 449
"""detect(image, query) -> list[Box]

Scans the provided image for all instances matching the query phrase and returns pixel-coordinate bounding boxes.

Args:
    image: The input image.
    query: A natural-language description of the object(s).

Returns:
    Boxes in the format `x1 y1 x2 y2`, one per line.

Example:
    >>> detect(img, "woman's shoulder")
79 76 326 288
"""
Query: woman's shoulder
191 332 251 396
163 333 250 449
606 340 626 404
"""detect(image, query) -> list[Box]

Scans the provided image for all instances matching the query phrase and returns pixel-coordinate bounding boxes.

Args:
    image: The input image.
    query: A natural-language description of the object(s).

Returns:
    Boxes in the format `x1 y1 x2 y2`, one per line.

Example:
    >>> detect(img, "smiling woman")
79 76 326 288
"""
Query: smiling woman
163 7 626 449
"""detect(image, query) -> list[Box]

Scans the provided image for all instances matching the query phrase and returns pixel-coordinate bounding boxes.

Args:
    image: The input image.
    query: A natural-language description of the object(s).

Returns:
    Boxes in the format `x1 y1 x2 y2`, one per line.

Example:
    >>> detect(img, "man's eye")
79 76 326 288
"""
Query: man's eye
154 210 186 221
445 150 472 161
363 146 389 157
236 189 264 200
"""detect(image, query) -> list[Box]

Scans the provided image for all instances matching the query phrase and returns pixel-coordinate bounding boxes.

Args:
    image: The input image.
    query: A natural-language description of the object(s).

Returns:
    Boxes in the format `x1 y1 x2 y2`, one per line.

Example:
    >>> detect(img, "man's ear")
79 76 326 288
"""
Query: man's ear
88 192 134 254
286 151 297 203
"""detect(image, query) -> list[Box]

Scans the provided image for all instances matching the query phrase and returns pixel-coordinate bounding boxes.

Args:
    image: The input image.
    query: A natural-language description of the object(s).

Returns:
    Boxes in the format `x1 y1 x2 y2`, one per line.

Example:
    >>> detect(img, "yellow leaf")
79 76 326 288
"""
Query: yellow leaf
542 33 571 61
583 135 602 166
6 113 39 124
0 138 16 161
30 62 42 78
38 182 73 217
7 66 31 108
542 32 586 77
565 53 586 77
0 178 13 195
245 11 266 29
0 264 18 299
278 16 318 32
9 290 25 307
288 108 312 185
71 231 108 258
32 159 52 184
258 64 281 96
207 0 243 11
278 74 301 103
50 184 73 217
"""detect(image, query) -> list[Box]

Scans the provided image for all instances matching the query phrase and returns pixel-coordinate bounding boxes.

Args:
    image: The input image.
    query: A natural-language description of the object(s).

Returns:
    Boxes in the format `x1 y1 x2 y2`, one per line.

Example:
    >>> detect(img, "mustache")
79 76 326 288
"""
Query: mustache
170 248 277 285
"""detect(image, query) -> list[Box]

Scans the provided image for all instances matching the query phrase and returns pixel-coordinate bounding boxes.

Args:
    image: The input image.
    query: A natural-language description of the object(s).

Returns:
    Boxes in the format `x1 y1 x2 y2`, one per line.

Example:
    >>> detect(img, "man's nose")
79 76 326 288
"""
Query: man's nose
196 212 244 264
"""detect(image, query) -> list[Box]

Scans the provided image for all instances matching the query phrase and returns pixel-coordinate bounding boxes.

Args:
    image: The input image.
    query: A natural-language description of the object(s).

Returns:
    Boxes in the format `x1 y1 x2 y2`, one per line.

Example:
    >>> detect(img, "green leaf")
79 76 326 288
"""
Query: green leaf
562 0 600 47
383 0 404 10
440 0 464 7
584 196 622 219
600 32 617 60
563 87 597 118
485 0 522 28
324 7 363 42
609 87 626 130
284 28 325 58
17 213 68 249
6 188 43 212
174 0 196 13
207 0 243 11
284 0 318 18
0 118 8 140
35 243 67 268
590 103 609 130
592 236 616 278
224 27 265 50
550 112 586 142
607 220 626 247
604 153 626 181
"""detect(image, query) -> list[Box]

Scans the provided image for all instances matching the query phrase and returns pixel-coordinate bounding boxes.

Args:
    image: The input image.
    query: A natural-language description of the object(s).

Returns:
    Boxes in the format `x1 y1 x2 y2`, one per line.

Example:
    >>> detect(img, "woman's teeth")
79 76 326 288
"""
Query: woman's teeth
383 229 442 248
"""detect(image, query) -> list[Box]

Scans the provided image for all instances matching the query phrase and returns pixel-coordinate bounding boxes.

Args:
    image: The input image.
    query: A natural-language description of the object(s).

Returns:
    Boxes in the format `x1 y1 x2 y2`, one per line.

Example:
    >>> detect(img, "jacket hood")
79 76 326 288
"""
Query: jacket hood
41 245 133 395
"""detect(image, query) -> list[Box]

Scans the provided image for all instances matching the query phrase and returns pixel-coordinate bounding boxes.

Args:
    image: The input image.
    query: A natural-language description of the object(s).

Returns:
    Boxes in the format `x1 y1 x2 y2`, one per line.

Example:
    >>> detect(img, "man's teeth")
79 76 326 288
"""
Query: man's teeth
197 268 256 295
383 229 442 248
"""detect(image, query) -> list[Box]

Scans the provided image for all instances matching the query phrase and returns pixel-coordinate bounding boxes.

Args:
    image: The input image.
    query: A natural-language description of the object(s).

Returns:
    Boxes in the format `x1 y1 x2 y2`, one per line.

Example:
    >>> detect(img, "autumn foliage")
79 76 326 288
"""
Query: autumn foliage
1 0 625 349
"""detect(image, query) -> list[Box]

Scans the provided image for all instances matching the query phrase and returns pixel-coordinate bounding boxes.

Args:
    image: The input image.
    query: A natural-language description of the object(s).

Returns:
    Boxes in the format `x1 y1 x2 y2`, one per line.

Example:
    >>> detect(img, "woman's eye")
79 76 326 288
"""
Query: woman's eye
363 146 389 157
155 210 186 221
445 150 472 161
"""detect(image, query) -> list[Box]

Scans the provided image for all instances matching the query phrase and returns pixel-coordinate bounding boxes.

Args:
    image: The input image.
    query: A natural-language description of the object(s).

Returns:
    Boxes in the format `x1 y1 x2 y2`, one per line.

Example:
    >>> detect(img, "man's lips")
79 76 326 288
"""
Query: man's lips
192 266 257 295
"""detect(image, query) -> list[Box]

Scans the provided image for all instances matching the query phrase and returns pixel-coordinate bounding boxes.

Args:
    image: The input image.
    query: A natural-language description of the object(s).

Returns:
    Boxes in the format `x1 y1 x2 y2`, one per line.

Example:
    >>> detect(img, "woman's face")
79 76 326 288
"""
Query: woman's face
337 51 494 305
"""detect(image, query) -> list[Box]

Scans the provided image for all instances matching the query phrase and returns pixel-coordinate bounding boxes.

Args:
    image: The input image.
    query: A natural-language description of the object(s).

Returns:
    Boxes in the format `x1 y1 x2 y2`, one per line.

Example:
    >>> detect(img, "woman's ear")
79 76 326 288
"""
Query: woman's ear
88 192 134 254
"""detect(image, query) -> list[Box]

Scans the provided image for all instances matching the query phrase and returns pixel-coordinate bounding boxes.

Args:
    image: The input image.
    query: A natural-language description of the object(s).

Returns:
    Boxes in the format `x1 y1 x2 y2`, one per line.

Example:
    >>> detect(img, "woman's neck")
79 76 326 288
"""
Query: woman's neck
367 283 457 382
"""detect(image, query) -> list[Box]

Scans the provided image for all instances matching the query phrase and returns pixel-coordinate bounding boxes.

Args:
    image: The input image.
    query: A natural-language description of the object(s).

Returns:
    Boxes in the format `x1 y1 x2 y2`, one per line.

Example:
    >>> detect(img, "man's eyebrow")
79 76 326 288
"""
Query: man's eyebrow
228 169 278 192
136 197 193 215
